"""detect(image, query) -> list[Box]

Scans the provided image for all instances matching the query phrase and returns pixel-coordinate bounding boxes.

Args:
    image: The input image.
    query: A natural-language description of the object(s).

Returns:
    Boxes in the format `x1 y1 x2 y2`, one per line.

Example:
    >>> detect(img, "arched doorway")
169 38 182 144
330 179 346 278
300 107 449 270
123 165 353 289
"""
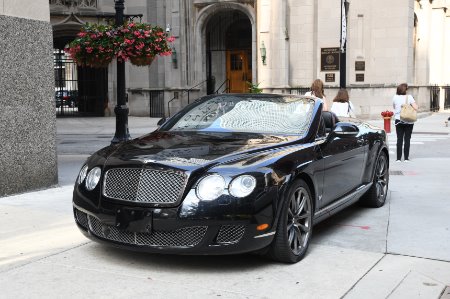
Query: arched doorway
203 9 253 94
52 14 108 117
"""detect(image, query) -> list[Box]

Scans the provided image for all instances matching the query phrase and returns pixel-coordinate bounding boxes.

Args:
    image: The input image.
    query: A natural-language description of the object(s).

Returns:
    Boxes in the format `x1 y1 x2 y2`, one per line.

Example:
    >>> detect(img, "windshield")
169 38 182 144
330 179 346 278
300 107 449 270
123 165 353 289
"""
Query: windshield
165 95 315 135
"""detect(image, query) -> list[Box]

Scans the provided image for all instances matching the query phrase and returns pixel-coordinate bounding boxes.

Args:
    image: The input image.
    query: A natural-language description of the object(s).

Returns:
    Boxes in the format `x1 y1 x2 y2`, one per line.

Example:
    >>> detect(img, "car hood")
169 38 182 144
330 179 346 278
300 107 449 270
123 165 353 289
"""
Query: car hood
104 131 300 171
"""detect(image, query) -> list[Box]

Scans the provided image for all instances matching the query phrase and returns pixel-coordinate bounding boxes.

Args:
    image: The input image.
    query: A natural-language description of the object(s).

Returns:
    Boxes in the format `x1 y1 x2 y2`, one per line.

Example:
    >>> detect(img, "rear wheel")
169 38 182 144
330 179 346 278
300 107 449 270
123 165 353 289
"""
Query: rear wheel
360 152 389 207
268 179 313 263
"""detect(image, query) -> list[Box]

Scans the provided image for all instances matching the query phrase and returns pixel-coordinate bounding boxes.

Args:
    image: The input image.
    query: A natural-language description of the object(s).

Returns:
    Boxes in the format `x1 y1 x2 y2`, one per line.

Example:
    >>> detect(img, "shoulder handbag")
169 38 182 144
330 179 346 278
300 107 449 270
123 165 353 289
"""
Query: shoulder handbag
400 96 417 122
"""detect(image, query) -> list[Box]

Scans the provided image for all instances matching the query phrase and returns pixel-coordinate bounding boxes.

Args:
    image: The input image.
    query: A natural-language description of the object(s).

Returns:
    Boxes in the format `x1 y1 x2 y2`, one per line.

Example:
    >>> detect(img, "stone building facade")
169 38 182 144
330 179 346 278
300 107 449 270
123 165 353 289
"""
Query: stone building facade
49 0 450 119
0 0 57 196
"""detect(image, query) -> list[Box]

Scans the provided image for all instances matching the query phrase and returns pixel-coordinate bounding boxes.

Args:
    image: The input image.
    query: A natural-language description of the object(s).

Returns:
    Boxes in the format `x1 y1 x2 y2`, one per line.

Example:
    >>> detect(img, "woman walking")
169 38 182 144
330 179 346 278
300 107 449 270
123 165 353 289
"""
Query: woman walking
330 89 355 117
393 83 418 162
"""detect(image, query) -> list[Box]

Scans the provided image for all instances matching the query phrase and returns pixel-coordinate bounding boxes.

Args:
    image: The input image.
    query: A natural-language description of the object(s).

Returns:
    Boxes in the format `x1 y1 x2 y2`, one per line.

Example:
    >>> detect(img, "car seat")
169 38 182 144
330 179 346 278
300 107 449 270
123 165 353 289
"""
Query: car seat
322 111 339 133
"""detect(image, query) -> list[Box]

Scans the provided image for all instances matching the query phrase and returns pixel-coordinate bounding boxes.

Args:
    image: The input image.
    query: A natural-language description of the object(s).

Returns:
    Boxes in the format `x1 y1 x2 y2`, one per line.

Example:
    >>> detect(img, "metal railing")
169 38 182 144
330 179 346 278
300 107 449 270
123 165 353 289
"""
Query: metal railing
215 79 229 94
149 90 164 118
288 87 310 95
443 86 450 110
167 80 207 116
430 85 440 112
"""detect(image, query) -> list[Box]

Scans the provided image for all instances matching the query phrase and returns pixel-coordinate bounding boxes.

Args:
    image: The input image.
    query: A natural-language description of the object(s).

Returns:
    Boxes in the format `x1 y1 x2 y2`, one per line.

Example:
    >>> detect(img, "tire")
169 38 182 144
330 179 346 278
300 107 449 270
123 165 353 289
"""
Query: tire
360 152 389 208
268 179 313 263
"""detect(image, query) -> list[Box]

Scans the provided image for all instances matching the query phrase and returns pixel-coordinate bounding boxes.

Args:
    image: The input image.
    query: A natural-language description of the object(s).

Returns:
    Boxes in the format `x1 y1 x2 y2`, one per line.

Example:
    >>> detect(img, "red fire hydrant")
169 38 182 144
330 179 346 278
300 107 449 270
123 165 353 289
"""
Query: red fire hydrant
383 117 391 133
381 111 394 133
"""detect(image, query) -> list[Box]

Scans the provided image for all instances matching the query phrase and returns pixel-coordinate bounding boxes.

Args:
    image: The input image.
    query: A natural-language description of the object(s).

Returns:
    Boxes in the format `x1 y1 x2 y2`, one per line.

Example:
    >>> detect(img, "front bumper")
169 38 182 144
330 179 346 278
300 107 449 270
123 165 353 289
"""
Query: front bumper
73 188 277 255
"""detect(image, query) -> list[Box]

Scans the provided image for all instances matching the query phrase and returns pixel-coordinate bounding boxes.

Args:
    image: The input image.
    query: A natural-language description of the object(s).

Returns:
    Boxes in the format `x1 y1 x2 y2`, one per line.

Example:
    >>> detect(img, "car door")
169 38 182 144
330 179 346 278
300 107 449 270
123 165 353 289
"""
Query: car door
319 123 366 208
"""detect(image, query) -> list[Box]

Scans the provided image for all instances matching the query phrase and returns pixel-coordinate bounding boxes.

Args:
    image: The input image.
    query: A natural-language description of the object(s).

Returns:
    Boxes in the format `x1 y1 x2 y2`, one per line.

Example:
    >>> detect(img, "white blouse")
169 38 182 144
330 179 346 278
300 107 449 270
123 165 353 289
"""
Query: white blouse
330 101 354 117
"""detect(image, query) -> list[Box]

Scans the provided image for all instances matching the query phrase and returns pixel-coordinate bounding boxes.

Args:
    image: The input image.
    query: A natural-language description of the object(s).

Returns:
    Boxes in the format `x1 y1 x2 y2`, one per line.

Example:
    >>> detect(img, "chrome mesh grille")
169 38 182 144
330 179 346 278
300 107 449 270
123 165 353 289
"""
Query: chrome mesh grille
103 168 187 204
75 209 89 229
87 215 207 248
216 225 245 244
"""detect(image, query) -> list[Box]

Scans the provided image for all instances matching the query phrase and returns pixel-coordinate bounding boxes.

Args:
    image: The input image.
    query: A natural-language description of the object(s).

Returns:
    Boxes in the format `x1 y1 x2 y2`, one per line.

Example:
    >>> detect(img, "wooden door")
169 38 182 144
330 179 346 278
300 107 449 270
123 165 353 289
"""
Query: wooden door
227 50 252 93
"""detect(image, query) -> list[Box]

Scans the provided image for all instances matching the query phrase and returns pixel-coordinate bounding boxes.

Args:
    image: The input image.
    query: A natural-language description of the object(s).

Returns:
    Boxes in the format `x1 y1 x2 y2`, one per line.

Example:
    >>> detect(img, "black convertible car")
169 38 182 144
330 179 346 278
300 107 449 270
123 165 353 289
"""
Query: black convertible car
73 94 389 263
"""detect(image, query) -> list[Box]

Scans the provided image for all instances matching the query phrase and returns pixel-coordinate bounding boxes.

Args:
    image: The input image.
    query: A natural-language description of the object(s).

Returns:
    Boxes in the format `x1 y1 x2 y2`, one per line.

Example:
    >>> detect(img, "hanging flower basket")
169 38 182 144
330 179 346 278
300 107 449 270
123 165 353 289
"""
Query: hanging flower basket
65 23 115 68
129 56 155 66
82 56 114 68
65 22 175 68
115 22 174 67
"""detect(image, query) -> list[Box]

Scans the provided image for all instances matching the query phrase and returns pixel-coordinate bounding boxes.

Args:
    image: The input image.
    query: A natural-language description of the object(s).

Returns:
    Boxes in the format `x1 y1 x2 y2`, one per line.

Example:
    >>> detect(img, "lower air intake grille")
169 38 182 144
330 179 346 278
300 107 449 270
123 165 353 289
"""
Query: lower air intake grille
88 215 207 248
216 225 245 244
75 209 89 229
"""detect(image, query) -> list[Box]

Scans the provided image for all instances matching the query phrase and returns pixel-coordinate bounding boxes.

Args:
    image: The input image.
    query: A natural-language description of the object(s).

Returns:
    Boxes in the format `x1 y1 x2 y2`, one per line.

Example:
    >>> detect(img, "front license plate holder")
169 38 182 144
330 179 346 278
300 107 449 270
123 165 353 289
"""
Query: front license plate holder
115 208 152 233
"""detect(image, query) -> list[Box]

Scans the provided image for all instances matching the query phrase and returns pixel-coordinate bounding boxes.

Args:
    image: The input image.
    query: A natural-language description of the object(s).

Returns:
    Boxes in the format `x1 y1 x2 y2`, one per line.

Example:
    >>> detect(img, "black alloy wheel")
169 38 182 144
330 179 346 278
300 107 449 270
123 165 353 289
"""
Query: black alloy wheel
361 152 389 207
269 179 313 263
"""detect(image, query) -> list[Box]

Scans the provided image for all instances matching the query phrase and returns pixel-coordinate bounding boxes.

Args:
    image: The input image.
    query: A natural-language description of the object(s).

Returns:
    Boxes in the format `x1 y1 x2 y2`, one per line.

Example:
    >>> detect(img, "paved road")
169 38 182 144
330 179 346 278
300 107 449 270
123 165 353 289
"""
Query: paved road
1 113 449 298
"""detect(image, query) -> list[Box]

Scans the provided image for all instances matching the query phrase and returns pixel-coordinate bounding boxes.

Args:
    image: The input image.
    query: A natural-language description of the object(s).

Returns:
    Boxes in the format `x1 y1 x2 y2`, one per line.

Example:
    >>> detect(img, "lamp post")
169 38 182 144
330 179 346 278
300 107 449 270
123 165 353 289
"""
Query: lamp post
340 0 350 88
111 0 131 144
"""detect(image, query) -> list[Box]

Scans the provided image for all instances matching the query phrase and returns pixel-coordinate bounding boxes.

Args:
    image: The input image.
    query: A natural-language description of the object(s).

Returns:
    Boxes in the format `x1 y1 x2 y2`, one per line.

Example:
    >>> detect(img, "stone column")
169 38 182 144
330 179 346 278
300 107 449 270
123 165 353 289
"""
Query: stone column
258 0 289 91
0 0 57 196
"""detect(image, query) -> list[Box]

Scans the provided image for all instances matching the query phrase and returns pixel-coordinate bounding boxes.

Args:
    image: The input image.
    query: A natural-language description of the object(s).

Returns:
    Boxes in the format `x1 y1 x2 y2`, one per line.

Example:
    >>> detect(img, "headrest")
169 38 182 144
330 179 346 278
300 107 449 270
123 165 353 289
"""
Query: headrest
322 111 339 133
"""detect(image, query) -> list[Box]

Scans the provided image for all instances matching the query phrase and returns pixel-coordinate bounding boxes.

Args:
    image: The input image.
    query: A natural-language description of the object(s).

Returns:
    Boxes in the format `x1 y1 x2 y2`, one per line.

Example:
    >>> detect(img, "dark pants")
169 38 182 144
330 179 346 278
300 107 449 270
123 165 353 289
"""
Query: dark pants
395 119 414 160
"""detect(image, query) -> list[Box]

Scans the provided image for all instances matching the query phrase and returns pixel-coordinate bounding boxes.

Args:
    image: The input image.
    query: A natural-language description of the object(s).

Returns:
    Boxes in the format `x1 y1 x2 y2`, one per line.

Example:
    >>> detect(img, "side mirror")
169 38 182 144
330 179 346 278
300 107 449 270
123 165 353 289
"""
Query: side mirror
157 117 166 126
331 122 359 137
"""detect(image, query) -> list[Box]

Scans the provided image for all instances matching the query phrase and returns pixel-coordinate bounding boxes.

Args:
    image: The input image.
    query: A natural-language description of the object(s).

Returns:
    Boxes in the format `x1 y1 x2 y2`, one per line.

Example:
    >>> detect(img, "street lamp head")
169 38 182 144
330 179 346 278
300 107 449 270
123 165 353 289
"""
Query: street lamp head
260 41 267 65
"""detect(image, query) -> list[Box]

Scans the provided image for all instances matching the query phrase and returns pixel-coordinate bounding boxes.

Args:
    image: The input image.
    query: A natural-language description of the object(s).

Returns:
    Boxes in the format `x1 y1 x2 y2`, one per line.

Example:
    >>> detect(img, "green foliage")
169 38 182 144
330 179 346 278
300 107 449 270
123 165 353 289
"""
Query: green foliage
246 81 263 93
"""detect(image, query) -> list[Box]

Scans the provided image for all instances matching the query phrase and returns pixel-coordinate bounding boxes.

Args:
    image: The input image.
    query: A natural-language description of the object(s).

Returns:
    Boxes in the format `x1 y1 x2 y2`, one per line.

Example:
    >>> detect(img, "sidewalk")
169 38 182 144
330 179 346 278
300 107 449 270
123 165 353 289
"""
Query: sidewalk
56 116 161 136
1 112 449 298
368 112 450 134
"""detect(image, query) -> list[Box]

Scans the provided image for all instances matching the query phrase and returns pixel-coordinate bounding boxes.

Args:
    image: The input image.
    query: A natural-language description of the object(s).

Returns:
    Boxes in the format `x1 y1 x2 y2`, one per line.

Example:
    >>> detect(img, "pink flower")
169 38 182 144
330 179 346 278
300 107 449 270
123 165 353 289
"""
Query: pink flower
167 36 175 42
136 42 145 50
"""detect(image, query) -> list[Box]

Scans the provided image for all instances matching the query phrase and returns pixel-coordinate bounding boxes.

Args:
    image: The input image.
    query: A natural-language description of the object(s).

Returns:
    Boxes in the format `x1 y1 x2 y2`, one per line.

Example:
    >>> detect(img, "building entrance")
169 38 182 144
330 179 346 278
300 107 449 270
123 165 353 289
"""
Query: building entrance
227 50 252 93
52 14 107 117
54 49 107 117
205 9 252 94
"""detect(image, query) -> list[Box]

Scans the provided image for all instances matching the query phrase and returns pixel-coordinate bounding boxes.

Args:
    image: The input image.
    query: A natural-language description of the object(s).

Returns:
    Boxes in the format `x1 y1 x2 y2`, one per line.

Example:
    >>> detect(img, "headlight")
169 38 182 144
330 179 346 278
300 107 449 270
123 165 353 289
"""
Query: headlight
85 167 101 191
229 175 256 198
196 174 225 201
78 165 88 184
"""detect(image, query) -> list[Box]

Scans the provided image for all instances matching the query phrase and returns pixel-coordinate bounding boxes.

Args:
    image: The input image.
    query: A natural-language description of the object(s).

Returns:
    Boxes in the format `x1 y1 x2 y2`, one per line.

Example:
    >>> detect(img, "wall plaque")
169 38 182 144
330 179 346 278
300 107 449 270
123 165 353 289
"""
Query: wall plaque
321 48 340 71
355 61 365 71
325 73 335 82
356 73 365 82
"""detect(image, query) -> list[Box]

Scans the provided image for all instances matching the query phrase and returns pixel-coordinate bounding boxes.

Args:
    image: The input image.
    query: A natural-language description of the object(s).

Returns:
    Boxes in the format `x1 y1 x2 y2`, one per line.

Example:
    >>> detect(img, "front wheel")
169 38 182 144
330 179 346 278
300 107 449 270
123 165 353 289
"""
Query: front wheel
268 179 313 263
360 152 389 207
